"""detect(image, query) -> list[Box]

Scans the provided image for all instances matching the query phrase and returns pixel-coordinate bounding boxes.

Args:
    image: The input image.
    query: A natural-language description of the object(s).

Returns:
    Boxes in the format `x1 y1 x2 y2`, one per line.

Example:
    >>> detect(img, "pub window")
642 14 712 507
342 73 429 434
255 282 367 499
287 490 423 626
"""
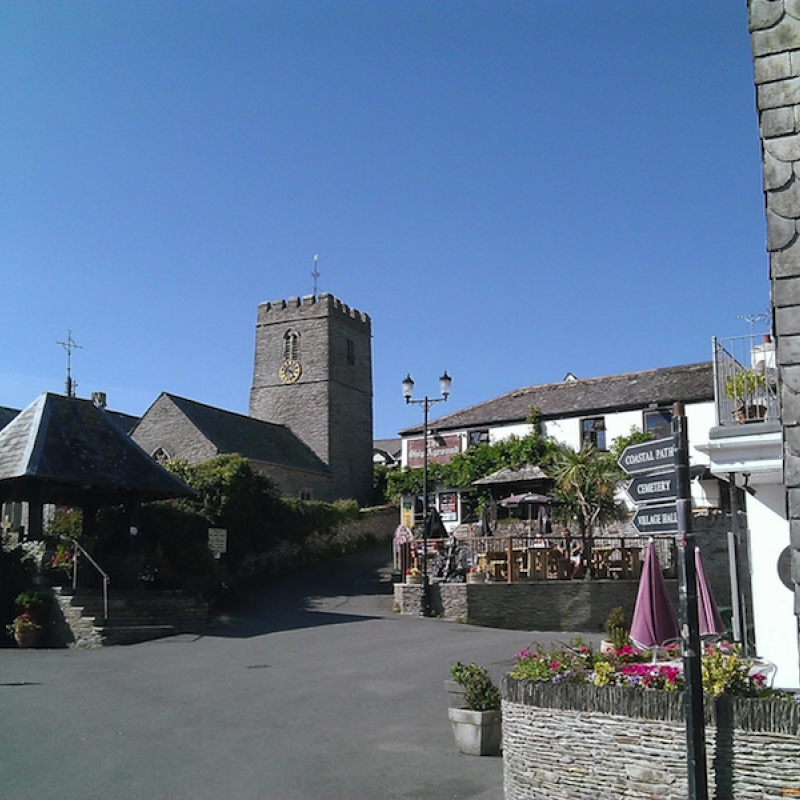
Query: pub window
643 408 673 439
284 330 300 361
580 417 607 450
468 429 490 448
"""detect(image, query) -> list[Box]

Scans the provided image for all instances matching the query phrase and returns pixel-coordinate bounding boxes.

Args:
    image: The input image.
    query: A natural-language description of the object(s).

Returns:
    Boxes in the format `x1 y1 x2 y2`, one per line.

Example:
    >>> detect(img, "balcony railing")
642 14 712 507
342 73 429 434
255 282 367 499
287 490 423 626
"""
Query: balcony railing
712 334 780 426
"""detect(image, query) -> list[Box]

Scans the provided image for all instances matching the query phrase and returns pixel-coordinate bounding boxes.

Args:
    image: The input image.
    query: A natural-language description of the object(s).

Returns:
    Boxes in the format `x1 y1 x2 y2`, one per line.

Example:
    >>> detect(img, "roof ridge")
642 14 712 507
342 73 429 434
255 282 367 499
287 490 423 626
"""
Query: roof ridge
164 393 287 431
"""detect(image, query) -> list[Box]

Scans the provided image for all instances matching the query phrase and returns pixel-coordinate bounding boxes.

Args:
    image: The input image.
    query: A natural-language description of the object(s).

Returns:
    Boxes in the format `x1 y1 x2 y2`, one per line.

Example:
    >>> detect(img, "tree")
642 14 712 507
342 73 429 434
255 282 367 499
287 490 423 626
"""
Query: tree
549 443 628 575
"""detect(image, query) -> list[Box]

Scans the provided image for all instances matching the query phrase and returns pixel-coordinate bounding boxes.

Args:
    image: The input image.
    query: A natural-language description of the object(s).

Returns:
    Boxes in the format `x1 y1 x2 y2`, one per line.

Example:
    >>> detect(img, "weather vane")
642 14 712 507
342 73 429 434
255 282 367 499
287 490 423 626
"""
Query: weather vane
312 254 320 298
56 329 82 397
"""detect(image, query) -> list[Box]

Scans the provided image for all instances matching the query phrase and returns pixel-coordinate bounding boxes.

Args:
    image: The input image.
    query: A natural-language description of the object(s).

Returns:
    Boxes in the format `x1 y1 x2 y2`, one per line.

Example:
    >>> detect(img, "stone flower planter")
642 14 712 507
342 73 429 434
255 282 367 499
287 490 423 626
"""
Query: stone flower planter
501 677 800 800
448 707 502 756
405 573 422 585
444 679 469 709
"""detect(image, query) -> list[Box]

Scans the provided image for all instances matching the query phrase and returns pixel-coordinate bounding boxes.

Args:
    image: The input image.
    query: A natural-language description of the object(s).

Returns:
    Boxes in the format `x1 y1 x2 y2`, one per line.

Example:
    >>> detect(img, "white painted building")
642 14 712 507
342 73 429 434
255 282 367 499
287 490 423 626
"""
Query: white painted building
399 361 719 515
697 334 798 689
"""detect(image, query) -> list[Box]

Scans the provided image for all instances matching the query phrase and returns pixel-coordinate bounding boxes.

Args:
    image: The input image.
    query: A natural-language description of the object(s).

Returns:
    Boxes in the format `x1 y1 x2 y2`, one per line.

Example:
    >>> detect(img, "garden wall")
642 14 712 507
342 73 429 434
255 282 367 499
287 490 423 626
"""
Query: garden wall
501 678 800 800
394 580 679 633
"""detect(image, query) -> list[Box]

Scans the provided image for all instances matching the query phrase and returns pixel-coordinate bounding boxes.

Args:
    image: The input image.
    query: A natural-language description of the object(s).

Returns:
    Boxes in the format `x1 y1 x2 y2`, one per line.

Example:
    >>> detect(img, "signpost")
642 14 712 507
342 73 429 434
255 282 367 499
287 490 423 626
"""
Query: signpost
208 528 228 559
631 502 678 535
618 413 708 800
617 436 677 475
626 469 678 505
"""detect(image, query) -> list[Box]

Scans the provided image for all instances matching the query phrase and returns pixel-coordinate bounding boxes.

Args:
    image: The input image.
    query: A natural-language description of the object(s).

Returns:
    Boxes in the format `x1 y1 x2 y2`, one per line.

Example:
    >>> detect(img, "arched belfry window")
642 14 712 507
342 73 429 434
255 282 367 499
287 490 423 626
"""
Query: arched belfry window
284 330 300 361
152 447 172 465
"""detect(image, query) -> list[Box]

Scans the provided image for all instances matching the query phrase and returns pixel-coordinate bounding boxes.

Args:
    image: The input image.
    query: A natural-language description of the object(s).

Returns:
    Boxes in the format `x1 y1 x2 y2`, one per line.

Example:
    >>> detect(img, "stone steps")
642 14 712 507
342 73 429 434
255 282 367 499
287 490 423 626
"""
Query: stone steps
52 586 209 648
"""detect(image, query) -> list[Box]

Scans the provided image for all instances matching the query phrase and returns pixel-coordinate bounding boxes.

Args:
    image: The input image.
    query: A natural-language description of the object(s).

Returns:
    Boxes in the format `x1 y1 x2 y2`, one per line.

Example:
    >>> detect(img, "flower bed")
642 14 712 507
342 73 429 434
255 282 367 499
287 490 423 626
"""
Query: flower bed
501 641 800 800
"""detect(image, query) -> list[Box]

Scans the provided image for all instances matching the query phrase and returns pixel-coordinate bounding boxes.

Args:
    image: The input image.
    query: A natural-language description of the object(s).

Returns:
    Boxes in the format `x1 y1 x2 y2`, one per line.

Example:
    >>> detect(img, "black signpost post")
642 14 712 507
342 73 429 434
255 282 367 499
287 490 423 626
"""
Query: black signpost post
619 408 708 800
673 402 708 800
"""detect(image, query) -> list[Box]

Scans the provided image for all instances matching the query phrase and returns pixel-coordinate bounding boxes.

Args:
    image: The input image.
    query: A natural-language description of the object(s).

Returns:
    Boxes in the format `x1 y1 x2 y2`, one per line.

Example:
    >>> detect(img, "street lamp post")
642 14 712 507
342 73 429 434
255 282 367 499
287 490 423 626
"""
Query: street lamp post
402 370 452 616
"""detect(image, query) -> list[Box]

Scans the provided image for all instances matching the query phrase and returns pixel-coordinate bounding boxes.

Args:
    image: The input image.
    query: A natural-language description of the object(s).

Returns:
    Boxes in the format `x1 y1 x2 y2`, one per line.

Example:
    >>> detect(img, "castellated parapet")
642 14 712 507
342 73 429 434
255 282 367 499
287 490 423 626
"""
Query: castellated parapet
257 293 371 326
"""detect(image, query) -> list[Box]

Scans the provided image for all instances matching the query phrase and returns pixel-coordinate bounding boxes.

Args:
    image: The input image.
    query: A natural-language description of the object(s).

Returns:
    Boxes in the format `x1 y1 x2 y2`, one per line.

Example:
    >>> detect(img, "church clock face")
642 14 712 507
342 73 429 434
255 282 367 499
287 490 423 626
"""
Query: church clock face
279 359 302 384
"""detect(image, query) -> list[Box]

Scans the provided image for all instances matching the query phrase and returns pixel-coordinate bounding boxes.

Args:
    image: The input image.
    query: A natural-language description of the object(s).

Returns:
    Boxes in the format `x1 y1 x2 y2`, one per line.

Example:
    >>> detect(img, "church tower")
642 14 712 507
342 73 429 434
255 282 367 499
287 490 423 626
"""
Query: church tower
249 293 373 506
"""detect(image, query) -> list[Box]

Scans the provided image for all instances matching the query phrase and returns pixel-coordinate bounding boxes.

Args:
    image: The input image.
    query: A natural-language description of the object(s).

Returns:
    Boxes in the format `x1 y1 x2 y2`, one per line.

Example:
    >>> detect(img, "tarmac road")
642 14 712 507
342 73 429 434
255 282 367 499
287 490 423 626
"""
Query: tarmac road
0 546 601 800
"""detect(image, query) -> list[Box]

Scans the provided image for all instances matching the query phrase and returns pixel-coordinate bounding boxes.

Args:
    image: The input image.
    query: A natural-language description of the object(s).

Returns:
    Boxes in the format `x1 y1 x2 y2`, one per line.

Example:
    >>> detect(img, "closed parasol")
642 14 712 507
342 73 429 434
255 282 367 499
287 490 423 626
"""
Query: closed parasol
630 538 680 650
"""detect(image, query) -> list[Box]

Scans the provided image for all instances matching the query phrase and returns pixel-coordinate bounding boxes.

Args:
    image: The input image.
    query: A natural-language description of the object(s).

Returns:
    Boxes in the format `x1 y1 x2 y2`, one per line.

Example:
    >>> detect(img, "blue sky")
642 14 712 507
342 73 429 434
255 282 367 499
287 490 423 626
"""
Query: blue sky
1 2 768 438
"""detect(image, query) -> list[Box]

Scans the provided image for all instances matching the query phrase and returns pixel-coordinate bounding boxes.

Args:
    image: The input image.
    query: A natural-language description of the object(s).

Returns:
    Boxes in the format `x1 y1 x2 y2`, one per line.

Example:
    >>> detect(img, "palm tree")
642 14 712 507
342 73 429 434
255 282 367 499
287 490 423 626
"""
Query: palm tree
549 444 627 575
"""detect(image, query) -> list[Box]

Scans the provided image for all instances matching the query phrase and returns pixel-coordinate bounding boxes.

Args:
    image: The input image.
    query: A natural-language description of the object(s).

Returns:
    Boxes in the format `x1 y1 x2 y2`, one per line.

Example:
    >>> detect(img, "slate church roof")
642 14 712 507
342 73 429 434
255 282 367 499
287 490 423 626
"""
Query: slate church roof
0 393 194 506
400 362 714 435
0 406 19 431
133 393 330 475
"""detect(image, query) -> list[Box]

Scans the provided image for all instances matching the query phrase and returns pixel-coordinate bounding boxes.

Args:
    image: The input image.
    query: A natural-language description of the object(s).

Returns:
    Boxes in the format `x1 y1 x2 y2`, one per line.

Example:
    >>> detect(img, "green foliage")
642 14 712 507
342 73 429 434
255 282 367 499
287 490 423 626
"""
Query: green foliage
604 606 629 650
0 546 30 636
158 455 373 588
702 643 764 697
450 662 501 711
14 591 48 612
610 427 654 461
44 508 83 542
384 411 560 502
724 370 765 402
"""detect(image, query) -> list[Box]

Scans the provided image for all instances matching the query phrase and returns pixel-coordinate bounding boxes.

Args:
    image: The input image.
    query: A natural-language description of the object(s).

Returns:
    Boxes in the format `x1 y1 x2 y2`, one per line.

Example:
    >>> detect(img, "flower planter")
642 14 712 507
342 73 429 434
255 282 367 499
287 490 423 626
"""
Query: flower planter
466 572 485 584
448 707 502 756
444 679 469 709
14 628 43 648
501 677 800 799
733 403 767 423
405 574 422 585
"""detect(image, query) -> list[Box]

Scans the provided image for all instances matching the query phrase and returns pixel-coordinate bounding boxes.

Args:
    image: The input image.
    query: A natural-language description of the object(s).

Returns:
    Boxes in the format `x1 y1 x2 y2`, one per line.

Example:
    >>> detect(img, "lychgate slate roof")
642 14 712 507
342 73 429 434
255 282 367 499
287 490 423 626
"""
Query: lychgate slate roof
0 393 194 506
135 393 330 475
400 362 714 435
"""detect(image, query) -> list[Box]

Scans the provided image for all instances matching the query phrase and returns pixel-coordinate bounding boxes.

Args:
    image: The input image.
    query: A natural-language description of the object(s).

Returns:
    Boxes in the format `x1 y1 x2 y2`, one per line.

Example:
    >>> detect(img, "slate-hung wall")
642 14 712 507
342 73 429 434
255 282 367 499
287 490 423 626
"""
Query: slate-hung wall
750 0 800 671
250 293 374 506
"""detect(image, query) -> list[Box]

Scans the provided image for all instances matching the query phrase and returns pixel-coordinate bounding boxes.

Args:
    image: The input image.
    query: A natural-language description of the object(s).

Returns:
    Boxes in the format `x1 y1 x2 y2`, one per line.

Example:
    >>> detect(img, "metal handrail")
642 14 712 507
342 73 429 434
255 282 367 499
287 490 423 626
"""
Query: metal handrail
71 539 110 621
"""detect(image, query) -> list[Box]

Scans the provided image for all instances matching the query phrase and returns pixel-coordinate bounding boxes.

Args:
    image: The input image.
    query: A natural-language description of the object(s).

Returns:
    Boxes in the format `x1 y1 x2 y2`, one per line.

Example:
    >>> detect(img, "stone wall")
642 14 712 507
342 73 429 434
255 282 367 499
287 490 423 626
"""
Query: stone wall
394 580 679 633
749 0 800 679
502 678 800 799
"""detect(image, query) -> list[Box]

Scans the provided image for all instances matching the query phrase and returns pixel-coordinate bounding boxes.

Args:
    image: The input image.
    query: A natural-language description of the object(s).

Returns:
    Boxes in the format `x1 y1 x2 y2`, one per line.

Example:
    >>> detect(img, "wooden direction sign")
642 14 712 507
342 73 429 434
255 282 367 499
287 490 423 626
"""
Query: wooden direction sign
617 436 677 476
632 502 678 535
625 469 678 505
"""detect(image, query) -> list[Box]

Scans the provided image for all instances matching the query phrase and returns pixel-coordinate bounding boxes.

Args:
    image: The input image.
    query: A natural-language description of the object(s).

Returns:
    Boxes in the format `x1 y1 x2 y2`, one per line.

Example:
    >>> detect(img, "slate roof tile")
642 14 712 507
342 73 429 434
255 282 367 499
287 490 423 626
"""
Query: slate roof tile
400 362 714 435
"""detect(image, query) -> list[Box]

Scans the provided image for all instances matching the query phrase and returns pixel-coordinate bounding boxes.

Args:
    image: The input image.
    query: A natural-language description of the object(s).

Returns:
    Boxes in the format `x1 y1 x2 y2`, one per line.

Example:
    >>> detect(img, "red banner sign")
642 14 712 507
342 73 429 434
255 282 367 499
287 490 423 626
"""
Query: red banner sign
407 435 462 468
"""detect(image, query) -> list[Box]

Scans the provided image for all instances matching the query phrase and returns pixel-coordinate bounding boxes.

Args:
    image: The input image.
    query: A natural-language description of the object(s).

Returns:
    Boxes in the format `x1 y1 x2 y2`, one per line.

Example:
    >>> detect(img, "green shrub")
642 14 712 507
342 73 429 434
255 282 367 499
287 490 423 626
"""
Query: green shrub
450 662 501 711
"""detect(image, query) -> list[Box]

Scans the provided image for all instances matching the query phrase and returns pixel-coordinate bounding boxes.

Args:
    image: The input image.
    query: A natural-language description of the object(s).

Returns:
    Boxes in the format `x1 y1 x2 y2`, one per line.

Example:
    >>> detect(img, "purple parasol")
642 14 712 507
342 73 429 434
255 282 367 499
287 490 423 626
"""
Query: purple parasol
629 539 680 649
695 547 725 638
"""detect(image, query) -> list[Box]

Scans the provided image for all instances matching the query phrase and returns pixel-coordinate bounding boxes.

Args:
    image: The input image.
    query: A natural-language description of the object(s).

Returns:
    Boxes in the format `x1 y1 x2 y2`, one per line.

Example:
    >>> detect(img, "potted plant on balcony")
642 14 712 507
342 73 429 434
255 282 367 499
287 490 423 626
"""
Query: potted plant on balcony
447 662 502 756
724 369 767 423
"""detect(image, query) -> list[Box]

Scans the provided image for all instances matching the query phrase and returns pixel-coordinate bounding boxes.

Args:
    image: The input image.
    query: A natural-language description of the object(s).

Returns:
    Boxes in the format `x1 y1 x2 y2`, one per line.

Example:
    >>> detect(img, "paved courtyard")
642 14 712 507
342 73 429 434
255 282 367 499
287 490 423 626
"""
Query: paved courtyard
1 547 601 800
